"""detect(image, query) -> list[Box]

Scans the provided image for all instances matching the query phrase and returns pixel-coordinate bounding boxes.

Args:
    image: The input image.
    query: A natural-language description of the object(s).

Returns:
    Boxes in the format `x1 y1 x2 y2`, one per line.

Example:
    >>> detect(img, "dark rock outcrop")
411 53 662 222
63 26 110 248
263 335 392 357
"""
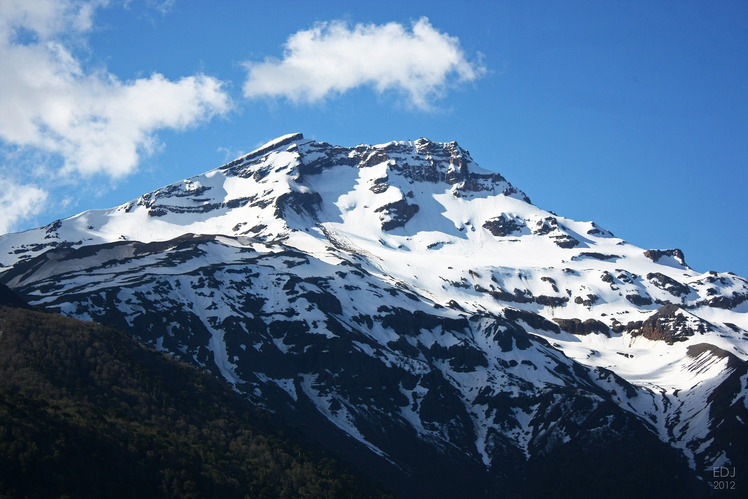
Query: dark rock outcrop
644 249 688 268
483 215 523 237
628 304 708 344
554 318 610 336
647 272 691 297
626 293 653 307
551 234 581 249
375 199 420 231
573 252 620 261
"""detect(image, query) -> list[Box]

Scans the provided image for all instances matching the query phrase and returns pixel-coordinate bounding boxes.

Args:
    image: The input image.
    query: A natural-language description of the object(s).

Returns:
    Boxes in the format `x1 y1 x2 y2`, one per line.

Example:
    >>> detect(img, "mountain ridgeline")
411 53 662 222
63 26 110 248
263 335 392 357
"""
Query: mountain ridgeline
1 133 745 497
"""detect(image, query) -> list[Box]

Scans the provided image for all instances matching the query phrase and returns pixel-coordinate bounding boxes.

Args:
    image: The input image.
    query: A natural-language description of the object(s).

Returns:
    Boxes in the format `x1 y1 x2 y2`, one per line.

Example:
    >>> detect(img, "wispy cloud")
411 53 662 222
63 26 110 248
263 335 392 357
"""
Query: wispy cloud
243 17 485 109
147 0 176 16
0 0 231 234
0 177 48 234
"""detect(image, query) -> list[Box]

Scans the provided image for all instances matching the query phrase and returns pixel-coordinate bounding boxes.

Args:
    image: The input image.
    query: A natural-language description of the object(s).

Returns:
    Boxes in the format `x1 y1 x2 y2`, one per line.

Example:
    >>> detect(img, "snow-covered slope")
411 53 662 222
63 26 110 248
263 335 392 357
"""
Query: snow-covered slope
1 133 745 494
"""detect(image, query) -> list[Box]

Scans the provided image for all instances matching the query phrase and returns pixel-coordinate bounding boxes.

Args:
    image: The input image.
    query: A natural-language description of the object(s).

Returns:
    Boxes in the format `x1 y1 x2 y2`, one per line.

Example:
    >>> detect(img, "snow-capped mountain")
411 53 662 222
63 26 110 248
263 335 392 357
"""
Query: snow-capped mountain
1 133 745 495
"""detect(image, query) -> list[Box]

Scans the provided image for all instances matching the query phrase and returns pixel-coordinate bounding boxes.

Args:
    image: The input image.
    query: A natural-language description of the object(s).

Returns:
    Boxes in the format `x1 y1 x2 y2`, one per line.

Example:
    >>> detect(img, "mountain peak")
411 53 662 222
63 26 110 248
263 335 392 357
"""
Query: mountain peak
0 133 746 494
221 132 306 170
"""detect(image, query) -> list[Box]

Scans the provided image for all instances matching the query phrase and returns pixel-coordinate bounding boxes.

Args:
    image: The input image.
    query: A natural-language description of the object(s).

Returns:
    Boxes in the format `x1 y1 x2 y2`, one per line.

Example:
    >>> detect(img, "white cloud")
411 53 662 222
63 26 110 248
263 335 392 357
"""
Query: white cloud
243 17 485 109
0 177 48 235
147 0 176 16
0 0 101 40
0 0 231 179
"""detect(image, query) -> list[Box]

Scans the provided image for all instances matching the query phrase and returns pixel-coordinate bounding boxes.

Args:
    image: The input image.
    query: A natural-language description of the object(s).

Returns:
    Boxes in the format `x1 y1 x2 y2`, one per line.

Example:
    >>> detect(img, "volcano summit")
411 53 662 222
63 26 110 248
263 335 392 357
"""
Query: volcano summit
1 133 745 496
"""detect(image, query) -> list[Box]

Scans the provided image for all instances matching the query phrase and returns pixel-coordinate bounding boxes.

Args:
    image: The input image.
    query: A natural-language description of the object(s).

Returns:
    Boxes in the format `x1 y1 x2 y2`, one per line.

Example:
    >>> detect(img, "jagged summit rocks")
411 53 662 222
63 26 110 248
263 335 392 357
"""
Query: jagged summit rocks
0 133 746 496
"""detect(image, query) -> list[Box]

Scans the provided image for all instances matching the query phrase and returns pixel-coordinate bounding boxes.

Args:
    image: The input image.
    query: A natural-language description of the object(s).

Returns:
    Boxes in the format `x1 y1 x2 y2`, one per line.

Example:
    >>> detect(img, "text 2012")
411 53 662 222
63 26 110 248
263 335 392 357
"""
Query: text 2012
712 467 736 491
712 480 735 490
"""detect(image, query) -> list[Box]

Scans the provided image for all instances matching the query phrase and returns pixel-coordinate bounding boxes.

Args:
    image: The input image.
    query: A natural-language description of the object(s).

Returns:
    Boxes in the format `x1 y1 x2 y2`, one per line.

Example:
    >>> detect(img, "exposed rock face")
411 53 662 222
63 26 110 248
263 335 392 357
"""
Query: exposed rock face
573 252 619 262
375 198 420 231
574 294 600 307
644 248 688 268
554 318 610 336
483 214 523 237
647 272 691 298
551 234 580 249
531 216 580 248
626 293 653 306
628 304 707 344
586 222 614 237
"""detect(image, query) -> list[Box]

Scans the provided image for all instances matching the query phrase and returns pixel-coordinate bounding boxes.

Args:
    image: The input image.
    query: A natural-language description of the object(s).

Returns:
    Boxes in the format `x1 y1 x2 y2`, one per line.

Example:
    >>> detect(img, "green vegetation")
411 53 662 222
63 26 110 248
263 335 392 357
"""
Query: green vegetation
0 305 388 498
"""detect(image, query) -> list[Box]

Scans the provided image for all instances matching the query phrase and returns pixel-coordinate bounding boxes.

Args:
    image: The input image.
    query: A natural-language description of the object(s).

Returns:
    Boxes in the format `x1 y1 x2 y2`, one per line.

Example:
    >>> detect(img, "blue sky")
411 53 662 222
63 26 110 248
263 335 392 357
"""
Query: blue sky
1 0 746 277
